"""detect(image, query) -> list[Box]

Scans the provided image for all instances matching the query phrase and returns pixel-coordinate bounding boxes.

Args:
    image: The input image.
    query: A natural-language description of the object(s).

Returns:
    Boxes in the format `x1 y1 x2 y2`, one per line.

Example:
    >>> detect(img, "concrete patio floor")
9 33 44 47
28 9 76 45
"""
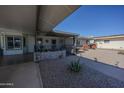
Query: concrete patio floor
0 53 33 66
0 62 43 88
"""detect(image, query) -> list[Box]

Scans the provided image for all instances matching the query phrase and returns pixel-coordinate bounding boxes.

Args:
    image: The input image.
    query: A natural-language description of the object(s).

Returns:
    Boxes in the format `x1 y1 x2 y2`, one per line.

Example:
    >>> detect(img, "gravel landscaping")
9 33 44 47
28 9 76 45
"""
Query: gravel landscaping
39 56 124 88
80 49 124 68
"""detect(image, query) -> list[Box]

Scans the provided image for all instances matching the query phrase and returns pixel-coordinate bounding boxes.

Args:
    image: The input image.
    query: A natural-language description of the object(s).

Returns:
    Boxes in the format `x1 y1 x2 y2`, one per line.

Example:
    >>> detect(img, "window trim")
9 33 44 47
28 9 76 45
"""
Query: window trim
6 35 23 50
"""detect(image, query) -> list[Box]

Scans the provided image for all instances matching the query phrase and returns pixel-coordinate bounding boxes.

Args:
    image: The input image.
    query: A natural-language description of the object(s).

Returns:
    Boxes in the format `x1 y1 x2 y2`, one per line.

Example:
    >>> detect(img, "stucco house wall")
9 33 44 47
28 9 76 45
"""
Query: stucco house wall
96 39 124 50
65 37 73 46
0 28 35 55
37 36 66 50
27 35 35 53
0 28 77 55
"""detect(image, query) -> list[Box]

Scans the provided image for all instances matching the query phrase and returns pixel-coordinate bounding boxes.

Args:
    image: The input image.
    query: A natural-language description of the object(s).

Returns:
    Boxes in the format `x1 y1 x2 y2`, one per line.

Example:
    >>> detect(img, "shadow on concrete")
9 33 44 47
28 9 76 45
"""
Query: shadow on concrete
0 62 42 88
0 53 33 66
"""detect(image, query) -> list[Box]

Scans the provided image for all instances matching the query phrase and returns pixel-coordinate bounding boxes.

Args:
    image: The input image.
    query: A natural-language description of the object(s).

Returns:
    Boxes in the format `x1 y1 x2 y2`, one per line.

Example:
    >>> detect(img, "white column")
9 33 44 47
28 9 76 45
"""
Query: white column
0 32 5 55
73 36 77 47
0 32 5 49
0 34 1 48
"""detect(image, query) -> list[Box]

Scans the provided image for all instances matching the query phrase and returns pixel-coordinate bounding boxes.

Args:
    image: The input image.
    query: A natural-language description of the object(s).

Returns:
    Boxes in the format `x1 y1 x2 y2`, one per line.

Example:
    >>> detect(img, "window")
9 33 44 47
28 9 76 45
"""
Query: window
14 37 22 49
104 40 110 43
7 37 14 49
46 40 49 43
52 39 56 44
77 40 80 45
96 40 103 44
6 36 22 49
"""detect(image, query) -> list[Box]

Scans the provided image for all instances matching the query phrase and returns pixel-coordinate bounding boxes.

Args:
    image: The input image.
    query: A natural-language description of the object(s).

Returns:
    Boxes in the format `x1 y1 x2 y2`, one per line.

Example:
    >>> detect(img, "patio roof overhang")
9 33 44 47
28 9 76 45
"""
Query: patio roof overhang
38 5 80 32
78 36 90 40
0 5 80 34
45 31 79 37
0 6 37 34
38 30 79 38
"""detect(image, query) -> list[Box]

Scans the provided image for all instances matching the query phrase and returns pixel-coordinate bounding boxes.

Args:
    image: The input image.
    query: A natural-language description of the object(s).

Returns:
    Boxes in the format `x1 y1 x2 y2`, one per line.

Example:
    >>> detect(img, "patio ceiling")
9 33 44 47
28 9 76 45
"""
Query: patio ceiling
38 5 80 32
0 5 80 34
0 5 37 34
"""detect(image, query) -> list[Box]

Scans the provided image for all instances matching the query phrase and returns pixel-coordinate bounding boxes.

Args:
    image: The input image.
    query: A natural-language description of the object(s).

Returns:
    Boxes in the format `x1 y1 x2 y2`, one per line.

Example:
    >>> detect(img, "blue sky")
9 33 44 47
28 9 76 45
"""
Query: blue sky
54 6 124 37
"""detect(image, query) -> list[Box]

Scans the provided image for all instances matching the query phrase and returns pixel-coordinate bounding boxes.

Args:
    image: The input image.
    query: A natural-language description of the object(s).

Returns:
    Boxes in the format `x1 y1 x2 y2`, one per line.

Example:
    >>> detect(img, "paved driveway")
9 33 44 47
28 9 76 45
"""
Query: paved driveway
79 49 124 69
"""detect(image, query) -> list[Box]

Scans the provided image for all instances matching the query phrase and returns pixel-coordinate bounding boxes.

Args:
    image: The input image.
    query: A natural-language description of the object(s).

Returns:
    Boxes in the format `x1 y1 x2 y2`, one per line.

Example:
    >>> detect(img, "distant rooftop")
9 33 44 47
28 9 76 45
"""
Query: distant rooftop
94 34 124 40
78 36 90 39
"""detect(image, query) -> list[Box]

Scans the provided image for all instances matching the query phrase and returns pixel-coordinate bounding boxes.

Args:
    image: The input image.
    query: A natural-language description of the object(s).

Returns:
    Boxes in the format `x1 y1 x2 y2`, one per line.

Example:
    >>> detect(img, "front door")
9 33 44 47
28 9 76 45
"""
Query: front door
51 39 56 50
23 36 28 54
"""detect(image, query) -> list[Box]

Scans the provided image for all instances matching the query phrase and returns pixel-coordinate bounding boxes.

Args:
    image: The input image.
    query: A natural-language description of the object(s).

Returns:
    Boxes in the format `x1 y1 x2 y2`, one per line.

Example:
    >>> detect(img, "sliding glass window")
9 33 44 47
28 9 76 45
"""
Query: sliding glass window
6 36 22 50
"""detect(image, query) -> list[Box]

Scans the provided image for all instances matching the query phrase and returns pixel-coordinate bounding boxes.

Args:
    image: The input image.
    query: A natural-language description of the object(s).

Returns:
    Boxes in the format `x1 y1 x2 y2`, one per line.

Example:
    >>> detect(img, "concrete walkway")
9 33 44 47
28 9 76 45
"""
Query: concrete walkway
0 62 43 88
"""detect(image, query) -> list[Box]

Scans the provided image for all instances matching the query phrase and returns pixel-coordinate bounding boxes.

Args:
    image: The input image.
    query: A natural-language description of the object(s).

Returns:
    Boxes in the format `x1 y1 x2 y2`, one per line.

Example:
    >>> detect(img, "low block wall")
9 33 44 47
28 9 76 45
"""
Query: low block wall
34 50 66 62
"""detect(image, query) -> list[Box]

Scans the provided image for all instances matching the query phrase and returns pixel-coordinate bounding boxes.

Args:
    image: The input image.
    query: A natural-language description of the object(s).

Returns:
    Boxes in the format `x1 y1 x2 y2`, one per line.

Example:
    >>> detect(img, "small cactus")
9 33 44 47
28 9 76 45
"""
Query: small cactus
69 58 81 72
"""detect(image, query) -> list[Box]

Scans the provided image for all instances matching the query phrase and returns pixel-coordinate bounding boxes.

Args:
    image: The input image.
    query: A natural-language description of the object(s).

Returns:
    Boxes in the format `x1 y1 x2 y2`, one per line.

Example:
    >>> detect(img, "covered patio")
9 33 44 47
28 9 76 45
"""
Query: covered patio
35 31 78 51
0 5 80 56
34 31 79 61
0 5 80 65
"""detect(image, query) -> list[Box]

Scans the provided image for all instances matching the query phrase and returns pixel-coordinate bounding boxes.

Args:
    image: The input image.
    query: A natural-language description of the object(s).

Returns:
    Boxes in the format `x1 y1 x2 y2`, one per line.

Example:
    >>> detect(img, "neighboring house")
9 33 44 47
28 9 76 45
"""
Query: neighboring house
94 34 124 50
76 36 89 47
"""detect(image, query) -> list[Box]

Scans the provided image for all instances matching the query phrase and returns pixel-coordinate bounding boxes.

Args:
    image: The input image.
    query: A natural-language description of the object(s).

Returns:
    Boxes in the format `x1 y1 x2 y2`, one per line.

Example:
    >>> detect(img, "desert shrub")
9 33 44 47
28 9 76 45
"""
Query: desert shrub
59 54 63 59
69 58 81 72
44 48 48 52
118 50 124 55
